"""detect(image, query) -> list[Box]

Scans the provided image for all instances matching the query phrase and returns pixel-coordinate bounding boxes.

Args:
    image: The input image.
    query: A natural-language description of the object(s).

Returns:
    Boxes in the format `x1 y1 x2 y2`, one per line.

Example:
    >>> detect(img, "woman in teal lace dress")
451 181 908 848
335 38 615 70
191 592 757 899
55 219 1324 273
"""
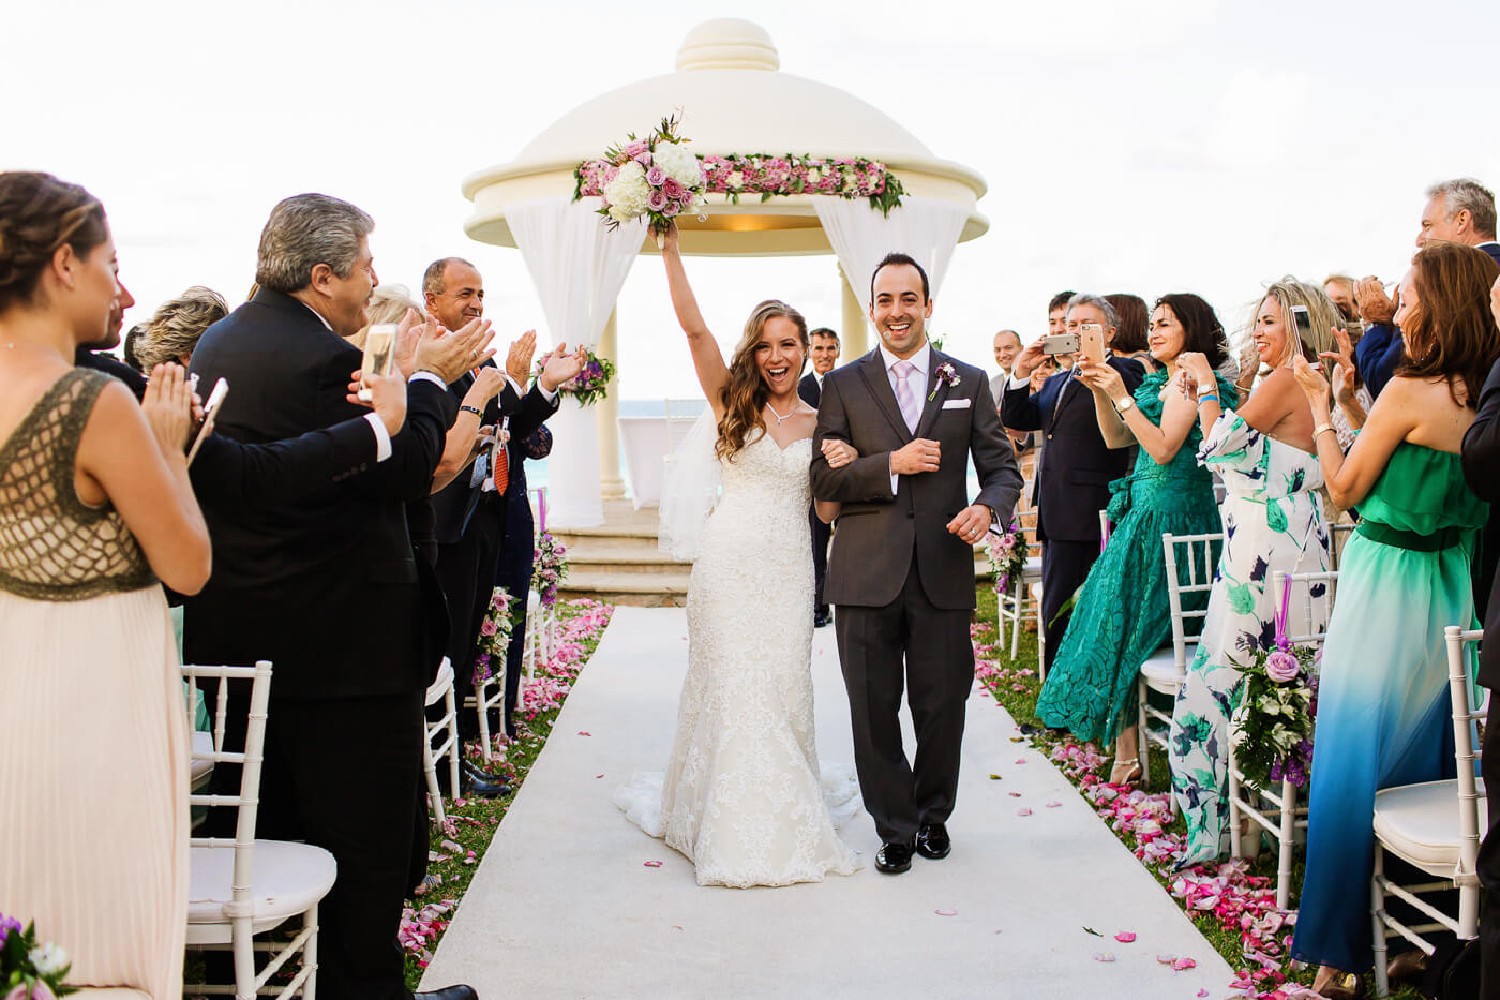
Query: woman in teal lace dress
1287 242 1499 998
1168 279 1339 865
1036 293 1237 785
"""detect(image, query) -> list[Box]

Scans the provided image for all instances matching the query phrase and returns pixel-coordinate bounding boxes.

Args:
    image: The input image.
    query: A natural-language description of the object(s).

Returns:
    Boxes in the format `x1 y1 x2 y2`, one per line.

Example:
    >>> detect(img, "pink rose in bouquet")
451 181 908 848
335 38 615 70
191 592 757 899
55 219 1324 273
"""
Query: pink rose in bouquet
1264 649 1301 684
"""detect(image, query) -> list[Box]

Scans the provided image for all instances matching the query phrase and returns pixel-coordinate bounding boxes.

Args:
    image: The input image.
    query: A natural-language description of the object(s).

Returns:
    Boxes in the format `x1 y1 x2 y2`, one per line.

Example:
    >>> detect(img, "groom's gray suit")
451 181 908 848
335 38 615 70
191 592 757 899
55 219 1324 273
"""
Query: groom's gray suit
811 344 1022 844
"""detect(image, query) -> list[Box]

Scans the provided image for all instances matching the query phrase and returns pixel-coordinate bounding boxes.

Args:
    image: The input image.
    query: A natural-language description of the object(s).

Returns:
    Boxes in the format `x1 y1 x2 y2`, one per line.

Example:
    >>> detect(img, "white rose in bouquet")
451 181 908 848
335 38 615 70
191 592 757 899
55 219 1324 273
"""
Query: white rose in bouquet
653 141 703 186
603 160 650 220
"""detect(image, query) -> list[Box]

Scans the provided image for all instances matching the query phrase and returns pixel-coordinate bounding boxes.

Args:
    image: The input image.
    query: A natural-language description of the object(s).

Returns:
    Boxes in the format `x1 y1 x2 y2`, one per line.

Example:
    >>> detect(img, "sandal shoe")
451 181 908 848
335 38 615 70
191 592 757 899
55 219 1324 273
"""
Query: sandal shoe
1312 967 1362 999
1108 756 1142 788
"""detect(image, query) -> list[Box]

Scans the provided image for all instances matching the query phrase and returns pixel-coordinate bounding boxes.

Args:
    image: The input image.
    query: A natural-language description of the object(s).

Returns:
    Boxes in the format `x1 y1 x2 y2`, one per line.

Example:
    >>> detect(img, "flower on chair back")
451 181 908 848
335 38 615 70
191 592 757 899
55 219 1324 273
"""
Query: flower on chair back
0 914 75 997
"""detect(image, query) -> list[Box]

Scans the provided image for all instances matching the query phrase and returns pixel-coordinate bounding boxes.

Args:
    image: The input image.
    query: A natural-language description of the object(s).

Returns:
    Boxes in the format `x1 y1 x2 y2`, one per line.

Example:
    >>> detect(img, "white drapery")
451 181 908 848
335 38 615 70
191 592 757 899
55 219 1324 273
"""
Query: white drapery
508 196 646 527
812 194 970 312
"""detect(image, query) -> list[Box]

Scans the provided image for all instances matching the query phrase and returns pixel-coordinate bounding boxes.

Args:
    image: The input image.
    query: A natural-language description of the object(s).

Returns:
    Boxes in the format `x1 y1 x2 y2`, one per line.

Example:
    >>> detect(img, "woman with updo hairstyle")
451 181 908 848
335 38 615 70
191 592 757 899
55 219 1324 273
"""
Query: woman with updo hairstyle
610 224 861 888
1105 292 1155 371
135 285 229 370
1289 241 1500 996
0 172 211 995
1167 277 1337 866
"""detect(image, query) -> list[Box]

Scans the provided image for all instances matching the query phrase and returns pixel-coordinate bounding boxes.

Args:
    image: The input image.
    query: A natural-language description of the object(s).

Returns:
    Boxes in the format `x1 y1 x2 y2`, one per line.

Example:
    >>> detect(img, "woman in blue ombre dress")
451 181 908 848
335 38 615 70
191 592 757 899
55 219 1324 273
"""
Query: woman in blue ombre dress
1287 242 1500 998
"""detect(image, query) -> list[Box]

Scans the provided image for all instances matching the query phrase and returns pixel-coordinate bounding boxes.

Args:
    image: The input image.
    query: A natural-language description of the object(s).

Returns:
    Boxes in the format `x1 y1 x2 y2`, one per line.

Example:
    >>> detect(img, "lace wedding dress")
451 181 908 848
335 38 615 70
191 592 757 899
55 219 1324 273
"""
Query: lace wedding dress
616 431 861 887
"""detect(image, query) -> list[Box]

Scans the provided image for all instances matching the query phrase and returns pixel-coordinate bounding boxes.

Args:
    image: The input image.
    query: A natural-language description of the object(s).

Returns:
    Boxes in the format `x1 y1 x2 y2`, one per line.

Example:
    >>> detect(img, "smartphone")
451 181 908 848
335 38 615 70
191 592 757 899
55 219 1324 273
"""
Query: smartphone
1078 323 1106 364
1290 304 1313 347
1043 332 1080 356
185 377 228 466
358 323 398 402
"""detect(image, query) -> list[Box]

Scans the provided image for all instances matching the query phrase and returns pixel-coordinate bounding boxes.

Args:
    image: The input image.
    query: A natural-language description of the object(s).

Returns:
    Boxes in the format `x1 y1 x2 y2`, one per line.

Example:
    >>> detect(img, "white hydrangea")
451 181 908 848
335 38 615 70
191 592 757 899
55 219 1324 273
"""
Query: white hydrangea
30 941 69 977
653 141 703 186
603 161 650 219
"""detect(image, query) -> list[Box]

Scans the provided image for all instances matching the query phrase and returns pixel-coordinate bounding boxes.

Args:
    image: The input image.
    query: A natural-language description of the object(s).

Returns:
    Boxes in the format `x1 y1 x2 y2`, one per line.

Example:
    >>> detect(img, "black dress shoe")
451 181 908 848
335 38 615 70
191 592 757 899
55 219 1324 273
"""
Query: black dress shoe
413 986 479 1000
460 761 512 798
813 608 832 628
874 841 914 874
915 822 950 860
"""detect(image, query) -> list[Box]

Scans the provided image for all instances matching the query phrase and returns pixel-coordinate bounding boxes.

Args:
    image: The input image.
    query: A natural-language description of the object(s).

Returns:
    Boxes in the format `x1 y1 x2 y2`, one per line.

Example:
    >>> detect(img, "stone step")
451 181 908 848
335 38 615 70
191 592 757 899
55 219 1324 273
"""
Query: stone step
560 570 690 608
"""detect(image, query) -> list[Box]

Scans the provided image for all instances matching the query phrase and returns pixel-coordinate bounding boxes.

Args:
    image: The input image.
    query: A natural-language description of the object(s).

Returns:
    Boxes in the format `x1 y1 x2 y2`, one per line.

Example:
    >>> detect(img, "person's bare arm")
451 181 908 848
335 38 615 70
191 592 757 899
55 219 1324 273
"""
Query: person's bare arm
76 374 211 594
660 225 730 414
1293 357 1415 510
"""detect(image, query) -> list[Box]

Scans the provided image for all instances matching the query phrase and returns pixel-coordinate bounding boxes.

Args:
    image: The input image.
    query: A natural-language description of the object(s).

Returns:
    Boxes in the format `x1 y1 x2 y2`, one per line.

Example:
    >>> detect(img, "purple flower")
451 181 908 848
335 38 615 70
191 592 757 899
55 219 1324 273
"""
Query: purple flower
0 914 18 946
647 189 668 212
645 166 666 186
662 177 684 199
1264 650 1300 684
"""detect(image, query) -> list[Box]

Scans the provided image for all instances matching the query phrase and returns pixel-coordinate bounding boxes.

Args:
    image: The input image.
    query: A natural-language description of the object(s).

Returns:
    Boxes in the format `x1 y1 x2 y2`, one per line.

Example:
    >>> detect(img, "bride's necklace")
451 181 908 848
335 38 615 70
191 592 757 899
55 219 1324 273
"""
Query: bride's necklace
765 400 798 426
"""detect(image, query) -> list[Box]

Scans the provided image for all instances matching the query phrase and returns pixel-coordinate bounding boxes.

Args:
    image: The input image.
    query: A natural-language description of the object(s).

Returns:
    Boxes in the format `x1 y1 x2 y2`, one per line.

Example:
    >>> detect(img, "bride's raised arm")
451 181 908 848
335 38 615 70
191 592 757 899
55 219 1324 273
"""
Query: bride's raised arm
660 225 730 415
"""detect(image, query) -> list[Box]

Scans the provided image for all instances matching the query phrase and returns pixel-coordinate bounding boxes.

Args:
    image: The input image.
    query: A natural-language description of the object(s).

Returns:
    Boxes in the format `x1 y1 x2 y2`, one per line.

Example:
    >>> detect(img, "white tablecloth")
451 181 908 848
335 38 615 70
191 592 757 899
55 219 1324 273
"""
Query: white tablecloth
619 414 701 508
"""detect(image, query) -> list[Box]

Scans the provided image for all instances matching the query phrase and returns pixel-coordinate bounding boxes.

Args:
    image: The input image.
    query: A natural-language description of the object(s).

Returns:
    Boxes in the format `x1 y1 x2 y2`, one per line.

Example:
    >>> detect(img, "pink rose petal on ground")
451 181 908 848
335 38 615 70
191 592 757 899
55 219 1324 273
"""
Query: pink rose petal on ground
1008 791 1022 797
1114 931 1136 943
1156 954 1176 964
1197 991 1209 998
1093 952 1116 962
934 907 958 916
1046 801 1062 808
1016 807 1033 816
577 730 591 736
596 774 604 778
1171 957 1197 971
1014 758 1027 764
643 860 663 868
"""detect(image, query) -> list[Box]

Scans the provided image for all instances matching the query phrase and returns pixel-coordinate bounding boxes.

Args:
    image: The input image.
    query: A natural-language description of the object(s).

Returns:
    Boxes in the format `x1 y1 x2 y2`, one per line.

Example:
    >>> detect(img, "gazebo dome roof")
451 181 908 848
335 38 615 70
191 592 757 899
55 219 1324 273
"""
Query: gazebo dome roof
463 18 988 256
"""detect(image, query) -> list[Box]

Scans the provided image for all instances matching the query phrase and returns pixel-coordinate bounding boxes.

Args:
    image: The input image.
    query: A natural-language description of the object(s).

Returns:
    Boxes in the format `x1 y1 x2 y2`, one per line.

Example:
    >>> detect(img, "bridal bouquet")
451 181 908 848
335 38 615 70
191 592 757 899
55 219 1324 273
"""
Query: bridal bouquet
473 587 516 687
1 914 76 997
573 114 707 232
532 531 569 609
540 347 614 406
985 519 1028 595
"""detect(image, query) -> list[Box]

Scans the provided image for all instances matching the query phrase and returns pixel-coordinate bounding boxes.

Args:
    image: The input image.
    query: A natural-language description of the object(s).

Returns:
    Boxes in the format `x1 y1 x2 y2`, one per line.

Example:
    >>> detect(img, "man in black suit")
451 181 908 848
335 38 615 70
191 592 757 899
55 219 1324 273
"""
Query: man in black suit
799 326 839 628
186 194 485 1000
811 254 1022 874
494 424 553 736
423 257 572 757
1463 311 1500 998
1003 293 1145 672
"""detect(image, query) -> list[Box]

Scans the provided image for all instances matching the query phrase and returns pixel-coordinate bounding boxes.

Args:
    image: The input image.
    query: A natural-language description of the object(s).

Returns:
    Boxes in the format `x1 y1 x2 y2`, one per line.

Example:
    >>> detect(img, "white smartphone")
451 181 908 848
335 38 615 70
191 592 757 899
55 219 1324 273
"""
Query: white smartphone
358 323 398 402
185 377 228 466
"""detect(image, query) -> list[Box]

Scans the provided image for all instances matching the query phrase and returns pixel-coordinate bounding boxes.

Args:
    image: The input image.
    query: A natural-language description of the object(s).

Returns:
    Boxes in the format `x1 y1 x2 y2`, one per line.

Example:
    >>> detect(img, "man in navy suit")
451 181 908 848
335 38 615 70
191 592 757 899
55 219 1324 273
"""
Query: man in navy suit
493 425 553 736
1356 178 1500 398
799 326 840 627
1003 294 1145 672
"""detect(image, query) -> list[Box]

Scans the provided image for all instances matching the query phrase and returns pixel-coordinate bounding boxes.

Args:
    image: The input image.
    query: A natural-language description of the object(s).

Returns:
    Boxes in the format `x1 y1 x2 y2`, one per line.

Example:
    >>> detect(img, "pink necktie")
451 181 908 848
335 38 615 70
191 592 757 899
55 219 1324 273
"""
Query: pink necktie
893 360 920 434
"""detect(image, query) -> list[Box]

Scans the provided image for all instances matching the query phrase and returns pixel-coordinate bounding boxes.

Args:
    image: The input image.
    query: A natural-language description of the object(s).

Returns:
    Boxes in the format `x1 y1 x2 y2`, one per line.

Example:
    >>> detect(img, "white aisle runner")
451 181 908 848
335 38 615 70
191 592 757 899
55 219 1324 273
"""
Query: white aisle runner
421 607 1232 999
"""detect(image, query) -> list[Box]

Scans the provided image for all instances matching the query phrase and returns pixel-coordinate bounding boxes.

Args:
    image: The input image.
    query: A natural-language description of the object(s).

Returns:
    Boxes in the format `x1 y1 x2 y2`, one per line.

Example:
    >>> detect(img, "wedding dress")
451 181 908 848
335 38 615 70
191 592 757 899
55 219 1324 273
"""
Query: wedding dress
617 431 861 887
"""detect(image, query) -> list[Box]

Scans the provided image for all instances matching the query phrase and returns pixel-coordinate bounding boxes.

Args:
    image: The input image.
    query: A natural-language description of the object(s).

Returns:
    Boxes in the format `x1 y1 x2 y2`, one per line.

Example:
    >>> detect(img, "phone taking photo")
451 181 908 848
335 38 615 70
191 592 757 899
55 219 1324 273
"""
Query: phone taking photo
1078 323 1106 365
358 323 398 402
1290 304 1313 346
1043 332 1080 356
186 377 228 466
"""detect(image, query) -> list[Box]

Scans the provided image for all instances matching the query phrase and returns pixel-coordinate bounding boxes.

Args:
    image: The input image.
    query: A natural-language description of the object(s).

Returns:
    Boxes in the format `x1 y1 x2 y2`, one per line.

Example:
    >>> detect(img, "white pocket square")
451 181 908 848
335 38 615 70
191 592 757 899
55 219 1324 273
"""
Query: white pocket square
941 399 972 409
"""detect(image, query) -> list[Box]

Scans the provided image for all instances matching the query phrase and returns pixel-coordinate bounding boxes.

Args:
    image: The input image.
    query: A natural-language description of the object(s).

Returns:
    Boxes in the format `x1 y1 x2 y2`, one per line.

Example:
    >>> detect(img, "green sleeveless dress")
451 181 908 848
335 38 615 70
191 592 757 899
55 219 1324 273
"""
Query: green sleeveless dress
1035 368 1235 743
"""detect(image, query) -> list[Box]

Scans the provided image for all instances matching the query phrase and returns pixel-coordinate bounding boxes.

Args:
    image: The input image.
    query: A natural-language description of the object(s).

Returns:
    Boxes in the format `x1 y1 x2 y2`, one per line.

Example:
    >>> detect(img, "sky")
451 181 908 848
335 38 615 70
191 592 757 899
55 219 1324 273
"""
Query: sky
11 0 1499 403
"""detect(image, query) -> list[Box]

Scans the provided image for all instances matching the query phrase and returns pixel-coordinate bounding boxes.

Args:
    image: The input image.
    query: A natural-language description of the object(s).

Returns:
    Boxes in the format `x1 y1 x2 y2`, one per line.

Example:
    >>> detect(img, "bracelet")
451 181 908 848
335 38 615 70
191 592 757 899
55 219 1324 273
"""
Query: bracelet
1313 423 1336 440
1197 393 1219 406
459 404 482 417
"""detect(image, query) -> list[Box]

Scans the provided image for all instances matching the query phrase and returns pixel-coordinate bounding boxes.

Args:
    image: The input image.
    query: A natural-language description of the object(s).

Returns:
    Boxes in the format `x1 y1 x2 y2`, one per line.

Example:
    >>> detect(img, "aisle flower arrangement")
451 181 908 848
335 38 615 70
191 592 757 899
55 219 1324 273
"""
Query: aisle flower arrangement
572 115 707 231
985 519 1028 596
531 530 569 609
1233 577 1320 791
473 587 515 687
1 916 75 997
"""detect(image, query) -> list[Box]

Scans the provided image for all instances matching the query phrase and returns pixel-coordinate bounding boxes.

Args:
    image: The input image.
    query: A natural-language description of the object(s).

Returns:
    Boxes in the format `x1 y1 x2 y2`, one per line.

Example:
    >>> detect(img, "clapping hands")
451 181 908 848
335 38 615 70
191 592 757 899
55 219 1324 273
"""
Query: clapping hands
539 343 589 392
142 362 196 453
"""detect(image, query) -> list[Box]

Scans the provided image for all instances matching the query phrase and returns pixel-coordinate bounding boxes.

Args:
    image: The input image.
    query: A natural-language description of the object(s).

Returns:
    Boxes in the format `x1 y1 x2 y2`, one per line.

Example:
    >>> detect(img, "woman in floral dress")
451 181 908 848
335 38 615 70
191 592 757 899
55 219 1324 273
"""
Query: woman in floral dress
1168 278 1338 865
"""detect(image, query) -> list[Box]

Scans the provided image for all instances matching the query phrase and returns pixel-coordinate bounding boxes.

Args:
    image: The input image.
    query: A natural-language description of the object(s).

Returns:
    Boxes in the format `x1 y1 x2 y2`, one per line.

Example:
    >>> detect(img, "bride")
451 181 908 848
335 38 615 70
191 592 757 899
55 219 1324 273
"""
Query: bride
614 225 861 887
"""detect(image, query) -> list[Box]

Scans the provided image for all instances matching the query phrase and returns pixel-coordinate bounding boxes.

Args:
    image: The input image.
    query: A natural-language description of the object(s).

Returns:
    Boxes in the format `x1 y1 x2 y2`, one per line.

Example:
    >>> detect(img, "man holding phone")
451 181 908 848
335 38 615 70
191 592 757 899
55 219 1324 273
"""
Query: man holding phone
1003 293 1145 671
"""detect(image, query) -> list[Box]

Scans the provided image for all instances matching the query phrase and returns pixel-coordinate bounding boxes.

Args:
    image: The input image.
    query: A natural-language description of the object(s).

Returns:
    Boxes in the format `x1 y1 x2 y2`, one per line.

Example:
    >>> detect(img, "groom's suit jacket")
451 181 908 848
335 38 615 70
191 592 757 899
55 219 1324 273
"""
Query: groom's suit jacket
810 347 1022 610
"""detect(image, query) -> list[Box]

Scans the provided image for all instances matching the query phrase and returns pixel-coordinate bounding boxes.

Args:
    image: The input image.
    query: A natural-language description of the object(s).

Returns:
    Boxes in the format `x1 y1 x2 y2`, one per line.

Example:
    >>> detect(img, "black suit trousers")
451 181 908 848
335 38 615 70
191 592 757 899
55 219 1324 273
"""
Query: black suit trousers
256 692 424 1000
1479 694 1500 998
495 493 536 736
809 507 830 614
435 494 506 742
834 571 973 844
1041 539 1099 672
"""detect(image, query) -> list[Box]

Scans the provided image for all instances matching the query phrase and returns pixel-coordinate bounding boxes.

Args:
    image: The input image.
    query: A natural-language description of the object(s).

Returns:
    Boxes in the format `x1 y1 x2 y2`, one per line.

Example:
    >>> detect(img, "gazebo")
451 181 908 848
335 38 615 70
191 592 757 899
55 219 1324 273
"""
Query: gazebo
463 17 988 528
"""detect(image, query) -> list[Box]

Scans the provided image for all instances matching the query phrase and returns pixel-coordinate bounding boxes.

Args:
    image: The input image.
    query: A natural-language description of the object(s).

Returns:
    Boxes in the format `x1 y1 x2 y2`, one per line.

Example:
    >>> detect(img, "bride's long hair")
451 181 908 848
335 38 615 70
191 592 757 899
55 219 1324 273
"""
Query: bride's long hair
715 299 809 460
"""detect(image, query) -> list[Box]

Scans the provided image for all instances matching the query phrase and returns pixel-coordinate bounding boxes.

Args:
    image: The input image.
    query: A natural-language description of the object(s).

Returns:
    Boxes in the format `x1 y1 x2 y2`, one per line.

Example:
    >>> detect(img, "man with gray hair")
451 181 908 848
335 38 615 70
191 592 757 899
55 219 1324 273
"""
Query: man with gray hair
1356 178 1500 398
1003 293 1144 672
187 193 488 1000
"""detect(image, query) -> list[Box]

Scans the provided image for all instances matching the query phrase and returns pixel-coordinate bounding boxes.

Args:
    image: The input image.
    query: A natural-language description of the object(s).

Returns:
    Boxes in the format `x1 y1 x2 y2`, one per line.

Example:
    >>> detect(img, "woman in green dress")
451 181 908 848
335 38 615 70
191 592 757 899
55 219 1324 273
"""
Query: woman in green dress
1288 241 1500 997
1036 293 1237 785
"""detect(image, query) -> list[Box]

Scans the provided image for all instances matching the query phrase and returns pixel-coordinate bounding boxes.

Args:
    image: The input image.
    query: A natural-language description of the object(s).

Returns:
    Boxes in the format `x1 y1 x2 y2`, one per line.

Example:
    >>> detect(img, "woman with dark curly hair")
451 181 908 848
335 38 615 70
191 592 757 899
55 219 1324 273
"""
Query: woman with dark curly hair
613 224 860 887
1289 241 1500 997
1035 293 1237 785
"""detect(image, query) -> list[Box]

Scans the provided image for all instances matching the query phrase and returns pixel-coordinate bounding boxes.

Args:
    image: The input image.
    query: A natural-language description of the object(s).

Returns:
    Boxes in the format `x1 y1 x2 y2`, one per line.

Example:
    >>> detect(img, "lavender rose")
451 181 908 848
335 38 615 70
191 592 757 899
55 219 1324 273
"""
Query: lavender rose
1264 650 1301 684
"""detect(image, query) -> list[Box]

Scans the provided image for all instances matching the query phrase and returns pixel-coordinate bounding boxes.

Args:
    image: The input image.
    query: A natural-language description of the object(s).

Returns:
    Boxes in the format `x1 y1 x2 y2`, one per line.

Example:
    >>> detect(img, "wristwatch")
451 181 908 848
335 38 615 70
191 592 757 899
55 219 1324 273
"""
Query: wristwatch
1114 396 1136 414
459 404 482 417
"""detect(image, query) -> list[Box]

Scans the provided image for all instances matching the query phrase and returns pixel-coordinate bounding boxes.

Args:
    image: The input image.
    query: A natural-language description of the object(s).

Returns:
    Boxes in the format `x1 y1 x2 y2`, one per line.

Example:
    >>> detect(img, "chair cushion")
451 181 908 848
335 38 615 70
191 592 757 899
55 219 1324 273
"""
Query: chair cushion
188 840 337 937
1373 779 1487 877
1140 644 1195 692
189 731 215 788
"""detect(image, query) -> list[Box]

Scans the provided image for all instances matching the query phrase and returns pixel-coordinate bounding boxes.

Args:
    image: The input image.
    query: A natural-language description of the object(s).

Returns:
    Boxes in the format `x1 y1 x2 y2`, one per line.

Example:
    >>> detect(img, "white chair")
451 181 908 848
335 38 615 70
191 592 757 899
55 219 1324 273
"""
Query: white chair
423 658 462 822
1370 626 1487 997
1030 580 1047 680
183 661 336 1000
1227 569 1337 909
1136 530 1222 792
465 643 507 764
1329 520 1357 571
995 508 1041 659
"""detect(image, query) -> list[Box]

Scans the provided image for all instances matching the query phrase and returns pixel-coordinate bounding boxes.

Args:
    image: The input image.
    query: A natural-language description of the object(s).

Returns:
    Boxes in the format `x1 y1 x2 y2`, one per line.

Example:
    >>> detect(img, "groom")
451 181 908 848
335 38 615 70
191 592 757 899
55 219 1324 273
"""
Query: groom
811 252 1022 874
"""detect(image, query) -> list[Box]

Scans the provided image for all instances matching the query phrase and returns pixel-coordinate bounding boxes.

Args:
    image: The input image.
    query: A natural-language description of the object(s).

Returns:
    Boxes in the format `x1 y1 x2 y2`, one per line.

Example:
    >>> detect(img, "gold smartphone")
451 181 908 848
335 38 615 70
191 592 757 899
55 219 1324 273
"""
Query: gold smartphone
1078 323 1106 365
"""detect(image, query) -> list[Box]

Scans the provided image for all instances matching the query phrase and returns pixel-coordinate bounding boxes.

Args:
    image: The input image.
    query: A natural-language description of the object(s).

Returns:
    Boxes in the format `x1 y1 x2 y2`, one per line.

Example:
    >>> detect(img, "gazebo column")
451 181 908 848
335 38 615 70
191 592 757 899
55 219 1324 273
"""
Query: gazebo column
596 308 627 501
839 265 868 359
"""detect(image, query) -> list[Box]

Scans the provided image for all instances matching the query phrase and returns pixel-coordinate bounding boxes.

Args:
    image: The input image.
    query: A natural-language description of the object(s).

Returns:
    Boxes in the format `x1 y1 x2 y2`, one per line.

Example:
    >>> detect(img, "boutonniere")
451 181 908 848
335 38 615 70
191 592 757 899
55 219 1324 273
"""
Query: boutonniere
929 361 960 401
